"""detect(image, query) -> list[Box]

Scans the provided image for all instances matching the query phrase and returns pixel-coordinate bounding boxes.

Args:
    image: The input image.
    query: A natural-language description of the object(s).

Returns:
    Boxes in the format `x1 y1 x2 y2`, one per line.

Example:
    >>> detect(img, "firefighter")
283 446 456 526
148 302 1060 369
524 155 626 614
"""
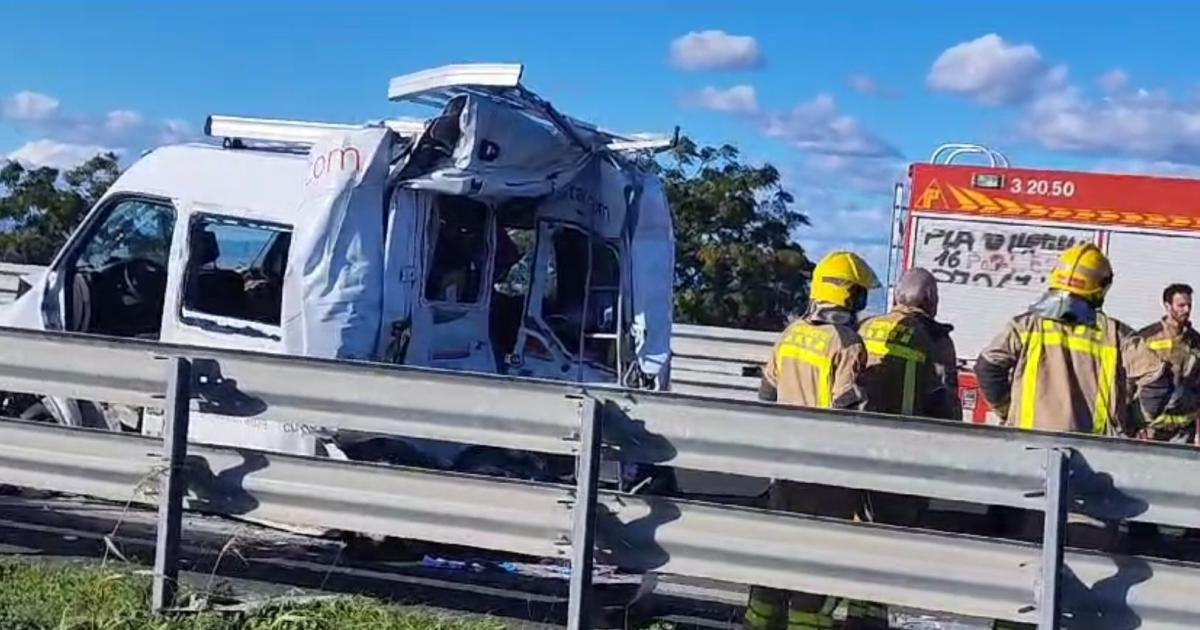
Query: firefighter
1126 283 1200 555
1136 283 1200 444
859 266 961 421
975 243 1171 437
974 243 1171 630
857 266 961 532
746 250 888 630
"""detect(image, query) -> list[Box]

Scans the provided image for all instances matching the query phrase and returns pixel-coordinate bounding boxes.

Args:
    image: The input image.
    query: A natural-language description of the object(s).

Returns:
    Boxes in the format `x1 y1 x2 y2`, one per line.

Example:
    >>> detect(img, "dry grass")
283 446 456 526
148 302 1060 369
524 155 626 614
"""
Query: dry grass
0 558 511 630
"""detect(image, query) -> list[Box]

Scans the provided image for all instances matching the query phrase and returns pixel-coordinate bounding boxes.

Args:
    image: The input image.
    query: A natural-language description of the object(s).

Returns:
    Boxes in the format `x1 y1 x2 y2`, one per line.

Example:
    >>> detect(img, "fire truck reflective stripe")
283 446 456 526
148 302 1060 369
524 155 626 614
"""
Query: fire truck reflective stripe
997 198 1023 214
1148 339 1174 351
953 186 1000 210
947 185 980 210
776 345 833 408
1018 330 1118 434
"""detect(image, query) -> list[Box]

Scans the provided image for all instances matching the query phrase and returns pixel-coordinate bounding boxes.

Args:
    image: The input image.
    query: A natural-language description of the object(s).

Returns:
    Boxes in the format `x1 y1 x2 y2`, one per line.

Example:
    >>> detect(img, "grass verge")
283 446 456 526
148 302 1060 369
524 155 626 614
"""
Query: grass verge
0 558 511 630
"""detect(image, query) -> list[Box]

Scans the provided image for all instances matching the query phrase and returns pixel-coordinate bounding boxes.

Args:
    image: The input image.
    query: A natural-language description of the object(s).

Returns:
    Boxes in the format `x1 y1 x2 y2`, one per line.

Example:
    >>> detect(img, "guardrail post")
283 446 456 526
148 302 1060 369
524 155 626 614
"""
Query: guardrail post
567 397 601 630
1038 447 1070 630
152 356 192 613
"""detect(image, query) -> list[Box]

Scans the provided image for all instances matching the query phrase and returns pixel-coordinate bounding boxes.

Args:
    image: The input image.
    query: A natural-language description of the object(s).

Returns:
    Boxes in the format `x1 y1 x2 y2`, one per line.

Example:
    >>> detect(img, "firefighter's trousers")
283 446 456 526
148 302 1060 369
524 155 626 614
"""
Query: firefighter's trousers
742 481 893 630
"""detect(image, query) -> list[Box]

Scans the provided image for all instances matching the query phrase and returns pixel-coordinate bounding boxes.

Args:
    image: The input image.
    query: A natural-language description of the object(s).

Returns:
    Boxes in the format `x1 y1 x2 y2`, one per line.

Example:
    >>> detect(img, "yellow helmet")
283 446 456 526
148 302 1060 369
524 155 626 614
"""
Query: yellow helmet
810 251 880 310
1048 243 1113 304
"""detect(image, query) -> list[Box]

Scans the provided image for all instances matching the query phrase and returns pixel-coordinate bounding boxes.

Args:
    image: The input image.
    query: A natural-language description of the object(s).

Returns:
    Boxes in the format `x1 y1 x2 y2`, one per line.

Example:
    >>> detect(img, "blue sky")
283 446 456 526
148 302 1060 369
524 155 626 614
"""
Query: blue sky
4 1 1200 287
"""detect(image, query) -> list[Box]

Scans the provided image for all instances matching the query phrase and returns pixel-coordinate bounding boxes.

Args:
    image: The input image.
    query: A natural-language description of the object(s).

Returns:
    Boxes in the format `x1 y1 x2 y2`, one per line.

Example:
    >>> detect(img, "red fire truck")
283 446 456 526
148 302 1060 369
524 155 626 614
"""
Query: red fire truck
890 144 1200 424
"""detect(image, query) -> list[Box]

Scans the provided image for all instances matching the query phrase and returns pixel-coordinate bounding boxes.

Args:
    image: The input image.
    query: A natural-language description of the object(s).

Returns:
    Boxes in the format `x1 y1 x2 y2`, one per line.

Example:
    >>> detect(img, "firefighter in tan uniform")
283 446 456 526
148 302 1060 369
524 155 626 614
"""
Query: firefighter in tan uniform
1136 283 1200 444
974 243 1171 630
1127 283 1200 554
745 251 887 630
975 243 1170 436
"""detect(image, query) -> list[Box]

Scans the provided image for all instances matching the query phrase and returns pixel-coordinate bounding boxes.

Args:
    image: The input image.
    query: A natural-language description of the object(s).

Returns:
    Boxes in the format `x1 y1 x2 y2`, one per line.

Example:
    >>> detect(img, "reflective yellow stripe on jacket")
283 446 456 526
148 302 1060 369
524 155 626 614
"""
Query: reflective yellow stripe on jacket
863 320 927 415
1019 320 1118 434
776 325 834 408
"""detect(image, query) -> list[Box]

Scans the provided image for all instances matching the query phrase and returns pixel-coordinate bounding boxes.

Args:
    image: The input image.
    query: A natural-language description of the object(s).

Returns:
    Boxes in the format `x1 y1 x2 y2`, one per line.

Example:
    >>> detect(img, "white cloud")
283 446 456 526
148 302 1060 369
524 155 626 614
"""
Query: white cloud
922 37 1200 164
6 139 120 169
104 109 144 133
1 90 192 161
684 85 759 114
1020 86 1200 163
927 34 1058 105
1097 68 1129 94
761 94 899 158
669 30 764 71
1087 158 1200 179
800 153 905 196
2 91 60 121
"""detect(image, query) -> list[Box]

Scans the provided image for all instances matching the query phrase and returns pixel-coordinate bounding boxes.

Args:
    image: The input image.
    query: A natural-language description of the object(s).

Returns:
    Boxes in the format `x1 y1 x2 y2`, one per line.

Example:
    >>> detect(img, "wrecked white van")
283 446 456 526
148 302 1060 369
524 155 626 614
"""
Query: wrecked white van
2 64 676 468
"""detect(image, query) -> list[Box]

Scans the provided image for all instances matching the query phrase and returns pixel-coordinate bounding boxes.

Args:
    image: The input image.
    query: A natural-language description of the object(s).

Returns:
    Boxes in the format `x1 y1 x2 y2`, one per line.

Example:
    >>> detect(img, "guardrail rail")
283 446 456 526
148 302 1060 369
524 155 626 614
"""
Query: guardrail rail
0 326 1199 628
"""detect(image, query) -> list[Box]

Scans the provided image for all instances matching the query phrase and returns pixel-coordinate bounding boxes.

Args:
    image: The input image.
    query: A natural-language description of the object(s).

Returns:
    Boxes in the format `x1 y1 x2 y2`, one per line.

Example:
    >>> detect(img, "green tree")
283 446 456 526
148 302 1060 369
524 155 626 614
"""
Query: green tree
656 137 813 331
0 153 121 265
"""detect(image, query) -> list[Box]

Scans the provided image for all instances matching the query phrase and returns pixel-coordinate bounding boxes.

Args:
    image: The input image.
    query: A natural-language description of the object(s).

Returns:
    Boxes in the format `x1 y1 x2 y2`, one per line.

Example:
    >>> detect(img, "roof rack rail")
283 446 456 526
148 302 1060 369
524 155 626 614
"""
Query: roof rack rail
929 143 1011 168
204 115 427 147
387 63 675 153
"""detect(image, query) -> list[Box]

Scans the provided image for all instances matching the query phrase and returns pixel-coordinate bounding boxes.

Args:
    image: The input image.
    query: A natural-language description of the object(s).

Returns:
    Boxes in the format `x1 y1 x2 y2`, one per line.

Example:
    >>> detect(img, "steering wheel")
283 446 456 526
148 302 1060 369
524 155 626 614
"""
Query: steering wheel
121 259 167 303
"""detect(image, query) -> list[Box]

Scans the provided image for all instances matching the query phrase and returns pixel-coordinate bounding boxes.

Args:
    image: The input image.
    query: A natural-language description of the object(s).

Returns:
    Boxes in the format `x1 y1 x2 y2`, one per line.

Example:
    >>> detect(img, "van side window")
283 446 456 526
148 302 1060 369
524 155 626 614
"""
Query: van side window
425 196 489 304
182 215 291 326
66 198 175 339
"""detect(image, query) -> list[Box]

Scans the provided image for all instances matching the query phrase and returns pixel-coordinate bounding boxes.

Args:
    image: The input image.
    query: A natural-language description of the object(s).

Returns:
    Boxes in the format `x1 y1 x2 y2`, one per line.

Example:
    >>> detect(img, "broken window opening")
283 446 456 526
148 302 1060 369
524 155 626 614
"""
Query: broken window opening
491 200 537 367
66 198 175 339
182 214 291 327
424 195 489 304
540 224 621 370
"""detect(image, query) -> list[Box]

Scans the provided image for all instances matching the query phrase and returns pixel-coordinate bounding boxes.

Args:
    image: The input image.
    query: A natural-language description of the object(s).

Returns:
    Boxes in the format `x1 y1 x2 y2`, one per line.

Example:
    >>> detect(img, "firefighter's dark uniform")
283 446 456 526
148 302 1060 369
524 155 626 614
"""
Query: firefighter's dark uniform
859 304 961 421
857 303 962 529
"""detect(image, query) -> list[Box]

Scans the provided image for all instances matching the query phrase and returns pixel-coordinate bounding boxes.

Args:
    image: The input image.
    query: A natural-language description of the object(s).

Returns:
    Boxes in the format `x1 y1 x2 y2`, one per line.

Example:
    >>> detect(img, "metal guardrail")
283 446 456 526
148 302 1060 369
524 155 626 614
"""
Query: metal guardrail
668 324 774 401
4 328 1200 626
5 326 1199 529
5 416 1200 628
0 263 41 306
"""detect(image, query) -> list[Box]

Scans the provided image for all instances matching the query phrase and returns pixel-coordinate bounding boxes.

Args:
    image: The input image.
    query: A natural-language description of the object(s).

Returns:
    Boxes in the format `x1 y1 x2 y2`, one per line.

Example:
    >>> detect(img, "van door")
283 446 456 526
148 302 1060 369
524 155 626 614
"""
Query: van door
24 195 176 429
377 189 425 361
155 206 323 456
403 194 498 373
511 221 622 382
